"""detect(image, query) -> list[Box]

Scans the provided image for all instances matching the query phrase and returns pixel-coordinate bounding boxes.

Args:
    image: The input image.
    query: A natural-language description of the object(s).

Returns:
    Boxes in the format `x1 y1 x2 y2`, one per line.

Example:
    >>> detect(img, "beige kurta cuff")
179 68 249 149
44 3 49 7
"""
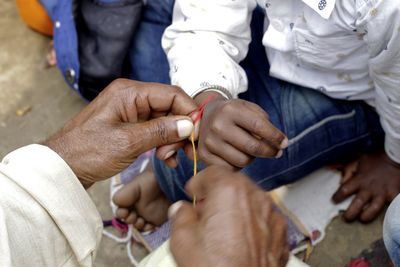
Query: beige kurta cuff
139 240 310 267
0 144 102 266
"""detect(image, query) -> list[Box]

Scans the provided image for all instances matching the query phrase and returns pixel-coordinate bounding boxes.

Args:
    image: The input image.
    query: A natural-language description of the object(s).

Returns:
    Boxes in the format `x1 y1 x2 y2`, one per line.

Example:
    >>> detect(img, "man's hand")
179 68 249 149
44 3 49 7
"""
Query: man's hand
169 166 289 267
44 79 197 187
193 92 288 169
332 151 400 222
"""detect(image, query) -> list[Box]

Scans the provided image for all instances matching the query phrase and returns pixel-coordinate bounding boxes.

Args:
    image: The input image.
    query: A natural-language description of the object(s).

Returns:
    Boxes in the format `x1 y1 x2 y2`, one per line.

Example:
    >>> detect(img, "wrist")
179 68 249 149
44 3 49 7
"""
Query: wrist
43 135 94 189
192 85 233 101
194 91 227 106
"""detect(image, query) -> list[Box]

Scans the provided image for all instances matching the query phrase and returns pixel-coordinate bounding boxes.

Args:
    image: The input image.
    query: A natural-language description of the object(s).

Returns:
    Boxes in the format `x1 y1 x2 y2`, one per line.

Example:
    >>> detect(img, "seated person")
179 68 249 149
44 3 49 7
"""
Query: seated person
113 0 400 232
39 0 173 100
0 79 289 266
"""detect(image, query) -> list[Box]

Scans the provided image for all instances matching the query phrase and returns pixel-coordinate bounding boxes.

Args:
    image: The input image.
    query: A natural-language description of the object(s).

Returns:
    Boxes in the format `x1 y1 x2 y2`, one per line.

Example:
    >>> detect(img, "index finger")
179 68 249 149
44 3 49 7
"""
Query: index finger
232 101 288 149
134 82 198 117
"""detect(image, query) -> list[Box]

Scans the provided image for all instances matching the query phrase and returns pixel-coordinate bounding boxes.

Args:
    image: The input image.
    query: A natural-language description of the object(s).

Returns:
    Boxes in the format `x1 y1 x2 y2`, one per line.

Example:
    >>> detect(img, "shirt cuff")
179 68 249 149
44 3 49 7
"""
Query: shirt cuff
0 144 103 265
385 135 400 164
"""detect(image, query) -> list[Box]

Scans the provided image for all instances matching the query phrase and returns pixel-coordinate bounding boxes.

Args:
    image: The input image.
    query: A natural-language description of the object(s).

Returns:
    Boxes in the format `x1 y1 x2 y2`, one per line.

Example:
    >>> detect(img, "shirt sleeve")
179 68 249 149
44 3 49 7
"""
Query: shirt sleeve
0 144 103 266
357 0 400 163
138 240 309 267
162 0 257 98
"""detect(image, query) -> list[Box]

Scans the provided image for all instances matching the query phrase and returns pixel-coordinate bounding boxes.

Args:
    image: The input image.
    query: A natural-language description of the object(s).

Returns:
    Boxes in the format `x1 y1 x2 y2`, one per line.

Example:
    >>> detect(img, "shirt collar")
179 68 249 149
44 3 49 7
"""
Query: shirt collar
302 0 336 19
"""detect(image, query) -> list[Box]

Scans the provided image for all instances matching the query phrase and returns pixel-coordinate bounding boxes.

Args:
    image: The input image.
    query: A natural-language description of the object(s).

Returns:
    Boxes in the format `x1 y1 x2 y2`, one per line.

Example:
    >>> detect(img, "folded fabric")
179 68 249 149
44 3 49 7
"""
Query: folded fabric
271 168 353 253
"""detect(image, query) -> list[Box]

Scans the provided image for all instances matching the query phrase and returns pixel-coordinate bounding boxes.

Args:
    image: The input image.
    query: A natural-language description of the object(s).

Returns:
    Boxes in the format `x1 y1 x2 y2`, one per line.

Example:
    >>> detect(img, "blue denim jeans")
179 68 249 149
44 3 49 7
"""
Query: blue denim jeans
137 6 384 202
129 0 173 84
384 194 400 266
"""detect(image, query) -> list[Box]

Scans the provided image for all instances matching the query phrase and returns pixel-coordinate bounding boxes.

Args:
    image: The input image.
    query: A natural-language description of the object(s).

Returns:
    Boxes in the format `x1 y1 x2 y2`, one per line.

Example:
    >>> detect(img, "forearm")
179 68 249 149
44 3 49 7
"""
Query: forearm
163 0 256 98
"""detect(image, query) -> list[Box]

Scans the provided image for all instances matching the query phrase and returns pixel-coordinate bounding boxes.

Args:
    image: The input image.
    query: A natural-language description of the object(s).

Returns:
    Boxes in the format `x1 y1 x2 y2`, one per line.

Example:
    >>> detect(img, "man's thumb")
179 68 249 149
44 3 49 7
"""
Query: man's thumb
169 201 198 227
132 116 193 153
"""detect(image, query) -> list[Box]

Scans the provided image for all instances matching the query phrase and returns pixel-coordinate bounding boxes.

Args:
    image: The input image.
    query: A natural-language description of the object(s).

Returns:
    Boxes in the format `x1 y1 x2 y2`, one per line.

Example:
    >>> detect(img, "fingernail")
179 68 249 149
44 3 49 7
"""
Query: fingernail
177 119 194 138
164 150 176 160
275 150 283 158
168 201 184 219
280 138 289 149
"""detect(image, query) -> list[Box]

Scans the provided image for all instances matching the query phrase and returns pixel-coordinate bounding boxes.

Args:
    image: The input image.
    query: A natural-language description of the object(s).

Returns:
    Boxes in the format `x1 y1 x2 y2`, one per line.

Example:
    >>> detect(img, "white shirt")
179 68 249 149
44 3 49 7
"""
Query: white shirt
0 145 102 266
162 0 400 163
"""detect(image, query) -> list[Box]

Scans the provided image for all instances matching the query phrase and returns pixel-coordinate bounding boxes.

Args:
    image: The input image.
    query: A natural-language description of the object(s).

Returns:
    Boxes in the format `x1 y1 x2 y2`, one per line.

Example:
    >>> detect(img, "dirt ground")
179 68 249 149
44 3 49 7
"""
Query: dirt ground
0 1 385 266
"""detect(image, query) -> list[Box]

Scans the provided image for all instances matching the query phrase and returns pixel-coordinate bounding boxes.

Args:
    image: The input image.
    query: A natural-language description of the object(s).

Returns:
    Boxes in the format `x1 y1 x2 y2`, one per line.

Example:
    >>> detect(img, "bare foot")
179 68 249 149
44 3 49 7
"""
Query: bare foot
332 151 400 222
113 169 171 231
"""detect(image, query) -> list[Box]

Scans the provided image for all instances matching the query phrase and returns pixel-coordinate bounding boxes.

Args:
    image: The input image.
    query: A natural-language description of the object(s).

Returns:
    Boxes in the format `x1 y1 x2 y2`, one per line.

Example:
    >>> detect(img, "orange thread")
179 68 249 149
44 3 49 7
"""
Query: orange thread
191 132 198 206
190 93 219 206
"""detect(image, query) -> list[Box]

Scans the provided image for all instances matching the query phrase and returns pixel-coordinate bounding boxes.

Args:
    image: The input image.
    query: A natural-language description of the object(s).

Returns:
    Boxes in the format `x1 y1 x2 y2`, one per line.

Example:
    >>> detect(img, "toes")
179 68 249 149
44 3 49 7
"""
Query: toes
134 217 146 230
116 208 139 225
112 181 140 207
116 208 154 231
332 178 360 203
343 191 371 222
360 196 386 222
143 223 155 232
115 208 130 220
125 211 138 224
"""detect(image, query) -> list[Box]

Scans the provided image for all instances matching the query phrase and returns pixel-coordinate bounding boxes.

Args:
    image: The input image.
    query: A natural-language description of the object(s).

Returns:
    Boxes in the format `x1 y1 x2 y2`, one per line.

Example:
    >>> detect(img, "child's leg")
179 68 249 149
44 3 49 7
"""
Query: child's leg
152 7 384 202
114 6 384 225
153 89 383 201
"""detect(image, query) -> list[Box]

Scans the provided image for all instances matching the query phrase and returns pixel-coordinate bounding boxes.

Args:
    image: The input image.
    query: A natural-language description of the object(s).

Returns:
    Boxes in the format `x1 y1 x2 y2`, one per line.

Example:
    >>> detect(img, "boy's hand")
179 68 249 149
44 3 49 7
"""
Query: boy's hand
169 166 289 267
194 92 288 169
332 151 400 222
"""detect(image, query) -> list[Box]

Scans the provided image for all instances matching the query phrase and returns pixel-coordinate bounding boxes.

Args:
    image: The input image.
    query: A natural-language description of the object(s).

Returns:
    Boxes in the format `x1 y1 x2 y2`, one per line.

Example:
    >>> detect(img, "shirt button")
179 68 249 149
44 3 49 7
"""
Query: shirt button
65 69 76 84
271 19 284 32
55 21 61 28
318 0 327 10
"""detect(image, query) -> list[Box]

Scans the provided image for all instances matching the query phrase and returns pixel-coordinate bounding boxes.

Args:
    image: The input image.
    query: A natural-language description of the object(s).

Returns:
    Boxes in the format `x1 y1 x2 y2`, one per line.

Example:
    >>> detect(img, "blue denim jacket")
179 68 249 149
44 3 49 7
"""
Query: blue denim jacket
40 0 142 100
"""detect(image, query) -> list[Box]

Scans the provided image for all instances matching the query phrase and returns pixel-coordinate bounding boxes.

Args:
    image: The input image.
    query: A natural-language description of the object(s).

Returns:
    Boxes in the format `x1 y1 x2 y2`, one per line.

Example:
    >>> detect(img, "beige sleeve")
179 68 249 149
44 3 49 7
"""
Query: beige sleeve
139 240 178 267
0 144 103 267
139 240 309 267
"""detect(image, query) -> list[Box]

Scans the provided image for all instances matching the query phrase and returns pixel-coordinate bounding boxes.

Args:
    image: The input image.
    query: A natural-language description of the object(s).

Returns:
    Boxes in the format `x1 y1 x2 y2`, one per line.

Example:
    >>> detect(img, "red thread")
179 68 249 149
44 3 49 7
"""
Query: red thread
192 93 219 123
